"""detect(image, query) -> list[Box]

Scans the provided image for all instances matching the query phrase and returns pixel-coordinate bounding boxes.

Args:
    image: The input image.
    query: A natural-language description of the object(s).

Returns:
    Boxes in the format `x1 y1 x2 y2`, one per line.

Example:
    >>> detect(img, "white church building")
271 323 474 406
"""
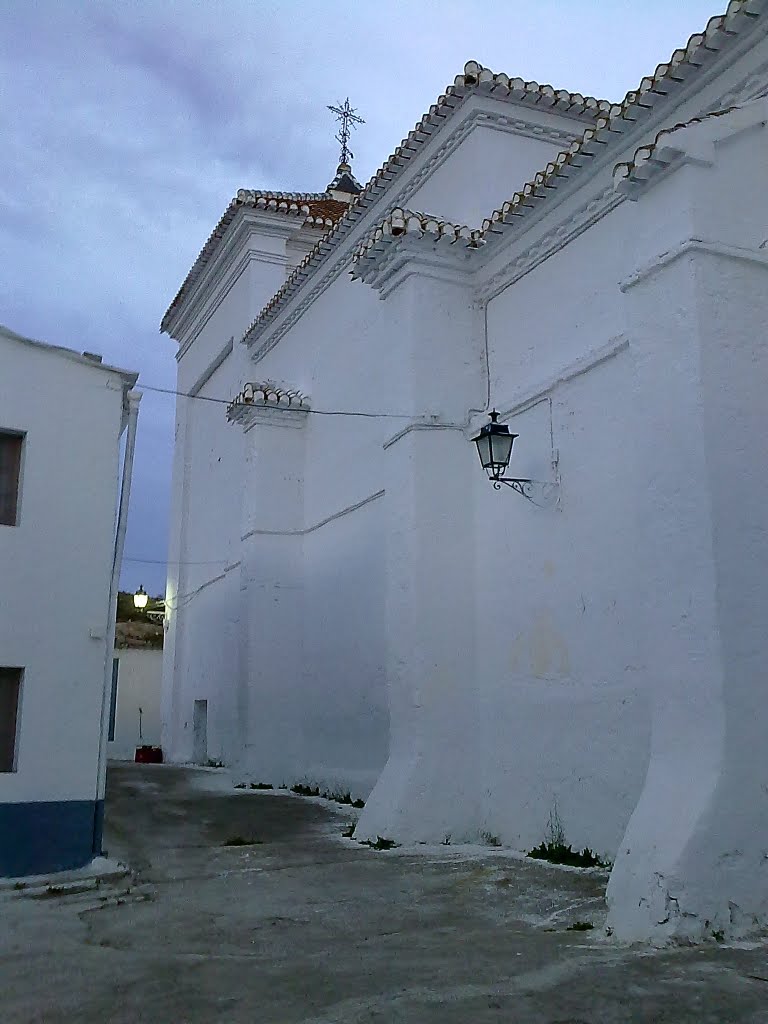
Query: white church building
161 0 768 942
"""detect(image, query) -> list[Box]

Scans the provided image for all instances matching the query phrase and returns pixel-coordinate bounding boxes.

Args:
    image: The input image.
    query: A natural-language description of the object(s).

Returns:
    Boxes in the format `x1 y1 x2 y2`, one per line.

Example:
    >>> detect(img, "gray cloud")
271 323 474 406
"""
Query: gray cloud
1 0 720 593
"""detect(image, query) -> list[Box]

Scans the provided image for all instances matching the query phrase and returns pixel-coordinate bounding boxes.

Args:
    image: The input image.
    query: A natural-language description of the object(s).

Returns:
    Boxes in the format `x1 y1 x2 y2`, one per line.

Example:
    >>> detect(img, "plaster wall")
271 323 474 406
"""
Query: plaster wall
163 230 291 765
237 272 395 794
472 354 649 859
0 337 125 805
406 112 573 226
604 114 768 941
108 649 163 761
0 330 131 875
162 20 768 928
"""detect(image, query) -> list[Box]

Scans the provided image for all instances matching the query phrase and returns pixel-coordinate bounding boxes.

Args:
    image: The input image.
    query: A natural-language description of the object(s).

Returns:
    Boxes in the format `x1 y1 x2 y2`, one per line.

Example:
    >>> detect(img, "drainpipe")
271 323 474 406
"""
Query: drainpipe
93 387 142 856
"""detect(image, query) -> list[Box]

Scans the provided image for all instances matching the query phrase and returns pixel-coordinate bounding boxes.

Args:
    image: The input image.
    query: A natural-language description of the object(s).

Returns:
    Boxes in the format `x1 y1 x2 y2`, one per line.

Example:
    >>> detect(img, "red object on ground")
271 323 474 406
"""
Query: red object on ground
135 745 163 764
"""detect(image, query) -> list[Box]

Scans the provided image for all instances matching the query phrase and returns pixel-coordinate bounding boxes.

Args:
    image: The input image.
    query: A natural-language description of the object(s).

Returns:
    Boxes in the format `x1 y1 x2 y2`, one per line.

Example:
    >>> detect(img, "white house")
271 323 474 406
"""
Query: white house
0 325 139 876
161 0 768 942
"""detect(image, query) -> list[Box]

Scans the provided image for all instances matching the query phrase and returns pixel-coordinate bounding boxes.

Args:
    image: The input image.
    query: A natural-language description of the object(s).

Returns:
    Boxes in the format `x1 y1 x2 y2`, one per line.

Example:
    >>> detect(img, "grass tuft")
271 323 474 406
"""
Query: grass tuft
527 842 606 868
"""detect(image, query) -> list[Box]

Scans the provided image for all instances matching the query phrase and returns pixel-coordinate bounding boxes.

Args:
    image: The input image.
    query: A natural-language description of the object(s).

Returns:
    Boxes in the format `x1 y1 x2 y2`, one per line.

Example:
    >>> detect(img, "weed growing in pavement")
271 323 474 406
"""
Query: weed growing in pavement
546 801 566 847
290 783 366 809
527 800 608 868
480 831 502 847
360 836 399 850
250 782 273 790
567 921 594 931
291 783 320 797
223 836 263 847
341 825 355 839
527 843 606 868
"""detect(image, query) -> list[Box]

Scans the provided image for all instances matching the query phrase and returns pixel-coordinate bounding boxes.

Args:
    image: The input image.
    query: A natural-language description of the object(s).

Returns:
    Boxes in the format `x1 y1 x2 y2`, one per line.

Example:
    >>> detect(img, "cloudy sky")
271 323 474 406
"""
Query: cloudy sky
2 0 720 595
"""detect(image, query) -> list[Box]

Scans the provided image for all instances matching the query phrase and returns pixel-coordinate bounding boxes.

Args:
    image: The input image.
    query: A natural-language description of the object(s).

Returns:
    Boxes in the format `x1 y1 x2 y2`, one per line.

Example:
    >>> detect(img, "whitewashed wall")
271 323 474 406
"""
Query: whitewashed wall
163 225 290 765
163 24 768 940
108 649 163 760
0 329 131 874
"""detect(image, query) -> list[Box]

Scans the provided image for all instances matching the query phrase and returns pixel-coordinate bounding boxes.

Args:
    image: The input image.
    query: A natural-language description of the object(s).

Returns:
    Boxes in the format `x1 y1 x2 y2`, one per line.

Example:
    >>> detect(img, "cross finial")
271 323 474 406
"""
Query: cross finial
327 98 364 166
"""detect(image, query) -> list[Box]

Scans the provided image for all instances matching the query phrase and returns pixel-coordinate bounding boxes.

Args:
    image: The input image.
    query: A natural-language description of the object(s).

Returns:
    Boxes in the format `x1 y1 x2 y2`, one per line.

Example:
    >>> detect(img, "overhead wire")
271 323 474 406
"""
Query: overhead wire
135 381 414 419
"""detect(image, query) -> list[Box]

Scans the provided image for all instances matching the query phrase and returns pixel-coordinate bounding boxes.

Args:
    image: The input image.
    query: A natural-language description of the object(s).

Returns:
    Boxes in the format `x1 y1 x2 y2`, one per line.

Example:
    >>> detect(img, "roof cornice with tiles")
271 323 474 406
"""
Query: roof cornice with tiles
613 95 768 195
160 192 349 336
238 0 764 353
354 0 766 291
234 67 609 350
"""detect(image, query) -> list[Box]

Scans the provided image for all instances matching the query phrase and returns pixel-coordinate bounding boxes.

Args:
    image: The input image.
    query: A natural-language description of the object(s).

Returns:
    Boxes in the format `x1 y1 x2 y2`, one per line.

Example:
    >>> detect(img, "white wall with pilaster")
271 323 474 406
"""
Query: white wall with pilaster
163 214 297 765
605 106 768 942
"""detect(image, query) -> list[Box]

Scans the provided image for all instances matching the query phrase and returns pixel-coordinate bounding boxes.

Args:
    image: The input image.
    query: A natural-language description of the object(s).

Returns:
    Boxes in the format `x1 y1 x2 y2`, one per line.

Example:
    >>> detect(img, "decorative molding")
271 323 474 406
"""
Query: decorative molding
710 55 768 109
175 209 296 357
393 108 578 212
228 382 310 430
620 238 768 292
477 184 623 302
243 106 580 361
614 97 768 199
241 489 385 540
383 420 468 450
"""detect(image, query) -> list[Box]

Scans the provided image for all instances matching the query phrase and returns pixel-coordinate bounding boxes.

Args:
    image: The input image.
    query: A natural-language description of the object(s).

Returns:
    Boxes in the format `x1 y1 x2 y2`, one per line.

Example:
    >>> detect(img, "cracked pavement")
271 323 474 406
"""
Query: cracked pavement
1 763 768 1023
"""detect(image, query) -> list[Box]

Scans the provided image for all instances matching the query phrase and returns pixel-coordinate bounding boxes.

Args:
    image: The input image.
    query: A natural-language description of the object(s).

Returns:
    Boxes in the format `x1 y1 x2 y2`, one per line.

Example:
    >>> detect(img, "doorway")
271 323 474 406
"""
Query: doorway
192 699 208 765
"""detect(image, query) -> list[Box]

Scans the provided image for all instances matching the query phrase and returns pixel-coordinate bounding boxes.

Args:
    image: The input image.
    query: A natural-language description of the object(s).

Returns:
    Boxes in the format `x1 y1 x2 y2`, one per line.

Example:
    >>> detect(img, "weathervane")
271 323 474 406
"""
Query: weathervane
327 98 364 166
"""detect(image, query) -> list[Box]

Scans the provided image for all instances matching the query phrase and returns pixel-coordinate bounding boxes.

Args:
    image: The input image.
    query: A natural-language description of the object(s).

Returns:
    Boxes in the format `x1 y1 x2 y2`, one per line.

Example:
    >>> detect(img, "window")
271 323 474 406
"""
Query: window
0 431 23 526
0 668 22 772
108 658 119 742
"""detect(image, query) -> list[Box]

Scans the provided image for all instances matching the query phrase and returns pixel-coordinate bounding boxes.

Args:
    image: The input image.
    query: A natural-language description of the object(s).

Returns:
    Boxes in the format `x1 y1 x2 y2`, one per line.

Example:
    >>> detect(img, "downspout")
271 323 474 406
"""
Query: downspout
93 387 142 856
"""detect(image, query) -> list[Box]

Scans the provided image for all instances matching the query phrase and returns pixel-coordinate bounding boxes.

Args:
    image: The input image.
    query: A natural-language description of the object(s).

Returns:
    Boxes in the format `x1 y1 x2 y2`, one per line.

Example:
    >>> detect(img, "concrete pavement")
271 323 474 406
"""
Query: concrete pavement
1 763 767 1023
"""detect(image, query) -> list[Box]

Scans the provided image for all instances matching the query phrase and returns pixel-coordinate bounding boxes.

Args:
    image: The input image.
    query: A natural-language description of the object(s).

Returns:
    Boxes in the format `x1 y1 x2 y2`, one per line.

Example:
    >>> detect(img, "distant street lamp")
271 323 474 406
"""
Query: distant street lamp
133 585 149 610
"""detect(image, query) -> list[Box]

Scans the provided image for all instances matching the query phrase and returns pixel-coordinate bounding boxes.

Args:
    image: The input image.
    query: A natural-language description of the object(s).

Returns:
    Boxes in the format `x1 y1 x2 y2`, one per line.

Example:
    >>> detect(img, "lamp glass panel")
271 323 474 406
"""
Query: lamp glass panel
475 433 492 469
489 431 514 470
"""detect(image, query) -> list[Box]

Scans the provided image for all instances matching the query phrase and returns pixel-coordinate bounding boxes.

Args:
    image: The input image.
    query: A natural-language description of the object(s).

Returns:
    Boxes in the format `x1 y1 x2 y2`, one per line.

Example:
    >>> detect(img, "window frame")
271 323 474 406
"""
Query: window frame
0 429 25 528
0 667 23 773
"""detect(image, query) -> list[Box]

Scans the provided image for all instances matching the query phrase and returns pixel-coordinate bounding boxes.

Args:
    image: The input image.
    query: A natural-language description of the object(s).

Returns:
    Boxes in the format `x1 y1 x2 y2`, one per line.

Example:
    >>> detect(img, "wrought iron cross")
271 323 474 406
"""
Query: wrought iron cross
327 98 364 166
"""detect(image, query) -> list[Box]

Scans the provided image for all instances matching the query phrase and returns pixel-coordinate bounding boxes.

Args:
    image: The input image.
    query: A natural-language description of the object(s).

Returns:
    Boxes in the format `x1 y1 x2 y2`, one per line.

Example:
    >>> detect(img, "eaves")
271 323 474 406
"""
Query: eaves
473 10 768 302
173 209 303 359
242 98 568 363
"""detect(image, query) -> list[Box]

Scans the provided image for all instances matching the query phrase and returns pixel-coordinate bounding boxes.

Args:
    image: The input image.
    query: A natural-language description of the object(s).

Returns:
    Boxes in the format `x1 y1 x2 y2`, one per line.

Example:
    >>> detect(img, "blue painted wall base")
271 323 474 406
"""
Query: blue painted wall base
0 799 104 877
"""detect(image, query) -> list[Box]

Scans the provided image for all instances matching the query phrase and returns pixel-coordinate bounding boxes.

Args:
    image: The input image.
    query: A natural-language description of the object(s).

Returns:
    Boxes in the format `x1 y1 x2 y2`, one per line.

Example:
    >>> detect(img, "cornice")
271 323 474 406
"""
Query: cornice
245 3 768 361
620 237 768 291
173 208 297 353
614 96 768 198
227 382 310 431
351 208 480 294
476 184 622 303
243 104 585 360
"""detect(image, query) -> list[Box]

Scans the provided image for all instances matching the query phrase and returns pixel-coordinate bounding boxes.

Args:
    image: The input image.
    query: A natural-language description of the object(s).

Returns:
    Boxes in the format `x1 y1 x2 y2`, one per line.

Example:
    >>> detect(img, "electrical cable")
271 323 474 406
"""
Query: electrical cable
135 381 414 419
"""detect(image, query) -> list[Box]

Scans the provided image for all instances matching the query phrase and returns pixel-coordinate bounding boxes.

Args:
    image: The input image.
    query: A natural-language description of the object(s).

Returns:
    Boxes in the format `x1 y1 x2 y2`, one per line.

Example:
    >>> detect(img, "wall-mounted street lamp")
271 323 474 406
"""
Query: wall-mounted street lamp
133 585 149 610
472 410 558 506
